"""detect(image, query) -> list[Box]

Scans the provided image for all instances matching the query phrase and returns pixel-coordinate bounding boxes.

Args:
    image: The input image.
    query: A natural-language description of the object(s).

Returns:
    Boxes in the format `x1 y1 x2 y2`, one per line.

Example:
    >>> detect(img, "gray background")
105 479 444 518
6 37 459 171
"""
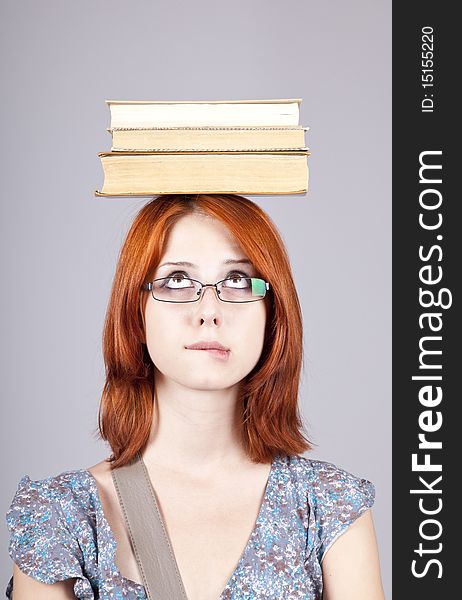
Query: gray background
0 0 391 596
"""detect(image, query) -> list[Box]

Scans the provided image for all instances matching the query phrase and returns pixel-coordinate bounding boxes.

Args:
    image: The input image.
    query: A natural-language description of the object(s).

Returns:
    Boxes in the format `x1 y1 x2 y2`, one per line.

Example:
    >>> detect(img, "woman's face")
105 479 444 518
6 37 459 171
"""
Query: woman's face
144 212 267 391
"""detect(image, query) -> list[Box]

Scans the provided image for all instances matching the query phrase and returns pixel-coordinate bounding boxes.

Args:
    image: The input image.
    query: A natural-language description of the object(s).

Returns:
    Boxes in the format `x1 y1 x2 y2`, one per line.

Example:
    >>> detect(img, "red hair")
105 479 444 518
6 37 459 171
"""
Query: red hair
95 194 312 468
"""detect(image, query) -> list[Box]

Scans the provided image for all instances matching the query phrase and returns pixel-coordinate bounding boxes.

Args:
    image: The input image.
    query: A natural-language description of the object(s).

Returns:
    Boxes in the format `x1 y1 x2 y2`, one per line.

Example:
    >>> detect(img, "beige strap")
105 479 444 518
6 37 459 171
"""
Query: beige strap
111 451 188 600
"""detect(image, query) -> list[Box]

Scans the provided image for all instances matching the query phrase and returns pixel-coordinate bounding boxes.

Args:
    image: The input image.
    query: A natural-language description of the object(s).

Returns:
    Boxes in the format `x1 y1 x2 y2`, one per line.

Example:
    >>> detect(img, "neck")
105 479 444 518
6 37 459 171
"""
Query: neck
141 369 248 476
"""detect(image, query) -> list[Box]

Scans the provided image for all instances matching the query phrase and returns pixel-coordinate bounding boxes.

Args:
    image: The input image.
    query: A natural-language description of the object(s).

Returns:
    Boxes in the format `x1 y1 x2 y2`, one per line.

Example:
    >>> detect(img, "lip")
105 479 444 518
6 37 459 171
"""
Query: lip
185 341 229 351
185 341 230 361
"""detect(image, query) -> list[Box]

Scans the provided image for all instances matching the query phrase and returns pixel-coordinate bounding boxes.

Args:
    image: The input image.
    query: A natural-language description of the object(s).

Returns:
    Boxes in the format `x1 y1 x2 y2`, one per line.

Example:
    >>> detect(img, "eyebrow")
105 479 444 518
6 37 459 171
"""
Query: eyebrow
157 259 252 269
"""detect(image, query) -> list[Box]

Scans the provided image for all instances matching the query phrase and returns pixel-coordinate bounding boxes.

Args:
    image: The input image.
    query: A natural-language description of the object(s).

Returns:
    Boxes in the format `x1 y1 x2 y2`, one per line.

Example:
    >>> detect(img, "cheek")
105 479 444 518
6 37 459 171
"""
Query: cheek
144 303 182 361
238 305 267 363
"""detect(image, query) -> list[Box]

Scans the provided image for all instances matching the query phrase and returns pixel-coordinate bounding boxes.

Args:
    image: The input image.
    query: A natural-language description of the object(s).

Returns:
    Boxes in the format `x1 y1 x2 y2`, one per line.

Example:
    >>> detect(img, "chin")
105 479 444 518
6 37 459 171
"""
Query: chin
186 377 237 390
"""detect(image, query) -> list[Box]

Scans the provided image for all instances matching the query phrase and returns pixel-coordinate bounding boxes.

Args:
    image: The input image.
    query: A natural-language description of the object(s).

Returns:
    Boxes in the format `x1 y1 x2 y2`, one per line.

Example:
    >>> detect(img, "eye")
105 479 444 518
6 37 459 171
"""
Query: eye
223 271 252 288
163 271 194 288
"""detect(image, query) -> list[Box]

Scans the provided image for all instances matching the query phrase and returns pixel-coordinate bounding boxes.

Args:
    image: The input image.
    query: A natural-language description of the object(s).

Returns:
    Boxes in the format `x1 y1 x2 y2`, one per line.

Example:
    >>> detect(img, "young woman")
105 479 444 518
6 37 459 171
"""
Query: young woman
6 194 385 599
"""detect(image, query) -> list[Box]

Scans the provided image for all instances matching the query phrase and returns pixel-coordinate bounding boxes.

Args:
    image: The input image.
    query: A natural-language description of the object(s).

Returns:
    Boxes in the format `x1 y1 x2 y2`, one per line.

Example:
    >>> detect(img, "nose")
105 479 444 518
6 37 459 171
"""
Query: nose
194 285 222 325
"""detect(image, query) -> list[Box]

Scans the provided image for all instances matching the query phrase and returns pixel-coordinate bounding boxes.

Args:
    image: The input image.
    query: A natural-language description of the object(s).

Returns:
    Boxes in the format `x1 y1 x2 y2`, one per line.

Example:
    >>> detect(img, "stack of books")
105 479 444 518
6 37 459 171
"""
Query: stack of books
94 99 310 196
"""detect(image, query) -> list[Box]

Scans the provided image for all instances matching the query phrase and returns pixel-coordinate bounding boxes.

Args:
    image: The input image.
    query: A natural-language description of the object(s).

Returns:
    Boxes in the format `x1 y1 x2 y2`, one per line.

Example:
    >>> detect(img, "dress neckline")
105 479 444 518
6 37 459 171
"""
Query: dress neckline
83 454 280 599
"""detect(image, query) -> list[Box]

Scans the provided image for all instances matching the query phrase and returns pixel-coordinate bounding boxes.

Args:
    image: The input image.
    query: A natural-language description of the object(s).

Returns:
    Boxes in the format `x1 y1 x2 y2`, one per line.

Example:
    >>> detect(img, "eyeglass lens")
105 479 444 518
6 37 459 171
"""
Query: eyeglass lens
151 276 267 303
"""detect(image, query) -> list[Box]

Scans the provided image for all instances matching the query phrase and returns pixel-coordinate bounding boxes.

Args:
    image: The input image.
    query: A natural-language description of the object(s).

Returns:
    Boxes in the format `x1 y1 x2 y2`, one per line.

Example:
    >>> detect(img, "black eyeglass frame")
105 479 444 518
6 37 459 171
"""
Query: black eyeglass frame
141 276 270 304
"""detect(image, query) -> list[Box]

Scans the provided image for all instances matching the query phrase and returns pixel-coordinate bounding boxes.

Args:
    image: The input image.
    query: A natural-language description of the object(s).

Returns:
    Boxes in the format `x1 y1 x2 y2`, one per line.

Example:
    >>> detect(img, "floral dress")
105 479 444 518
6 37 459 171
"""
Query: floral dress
5 454 375 599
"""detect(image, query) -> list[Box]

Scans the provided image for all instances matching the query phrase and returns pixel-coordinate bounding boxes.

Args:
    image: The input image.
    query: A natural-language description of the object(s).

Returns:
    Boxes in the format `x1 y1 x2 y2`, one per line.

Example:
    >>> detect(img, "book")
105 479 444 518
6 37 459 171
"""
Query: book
106 99 301 128
96 98 310 196
109 125 309 152
95 150 310 196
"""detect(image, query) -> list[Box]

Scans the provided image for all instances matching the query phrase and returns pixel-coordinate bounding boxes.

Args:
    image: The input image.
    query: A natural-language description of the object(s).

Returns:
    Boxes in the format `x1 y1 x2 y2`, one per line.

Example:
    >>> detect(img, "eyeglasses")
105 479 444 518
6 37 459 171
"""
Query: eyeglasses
142 275 270 303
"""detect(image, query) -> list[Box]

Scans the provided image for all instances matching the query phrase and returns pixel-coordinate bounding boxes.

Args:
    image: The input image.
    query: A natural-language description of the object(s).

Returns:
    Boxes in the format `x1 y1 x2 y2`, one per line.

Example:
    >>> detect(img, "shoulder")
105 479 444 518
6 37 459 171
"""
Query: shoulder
279 455 376 564
281 454 375 505
5 466 100 593
7 467 97 527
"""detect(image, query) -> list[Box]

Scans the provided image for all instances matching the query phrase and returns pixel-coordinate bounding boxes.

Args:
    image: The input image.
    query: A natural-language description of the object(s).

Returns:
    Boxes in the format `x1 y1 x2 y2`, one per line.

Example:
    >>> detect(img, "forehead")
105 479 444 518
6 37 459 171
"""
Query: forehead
161 213 244 259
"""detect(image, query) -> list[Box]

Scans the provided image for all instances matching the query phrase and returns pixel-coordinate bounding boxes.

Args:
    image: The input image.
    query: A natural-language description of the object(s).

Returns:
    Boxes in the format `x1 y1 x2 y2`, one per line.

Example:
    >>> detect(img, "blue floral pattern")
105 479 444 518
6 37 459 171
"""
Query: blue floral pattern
5 455 375 599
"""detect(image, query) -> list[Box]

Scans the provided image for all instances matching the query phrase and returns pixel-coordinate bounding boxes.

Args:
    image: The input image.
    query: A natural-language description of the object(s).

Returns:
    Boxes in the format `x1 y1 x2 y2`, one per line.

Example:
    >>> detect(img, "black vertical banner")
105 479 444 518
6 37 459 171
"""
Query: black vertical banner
393 3 458 598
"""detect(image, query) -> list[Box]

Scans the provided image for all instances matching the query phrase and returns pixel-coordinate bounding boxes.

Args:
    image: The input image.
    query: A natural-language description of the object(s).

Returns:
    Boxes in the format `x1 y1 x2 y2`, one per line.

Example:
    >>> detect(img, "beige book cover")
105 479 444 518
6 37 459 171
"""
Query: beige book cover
95 150 309 196
106 99 302 128
110 126 309 152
